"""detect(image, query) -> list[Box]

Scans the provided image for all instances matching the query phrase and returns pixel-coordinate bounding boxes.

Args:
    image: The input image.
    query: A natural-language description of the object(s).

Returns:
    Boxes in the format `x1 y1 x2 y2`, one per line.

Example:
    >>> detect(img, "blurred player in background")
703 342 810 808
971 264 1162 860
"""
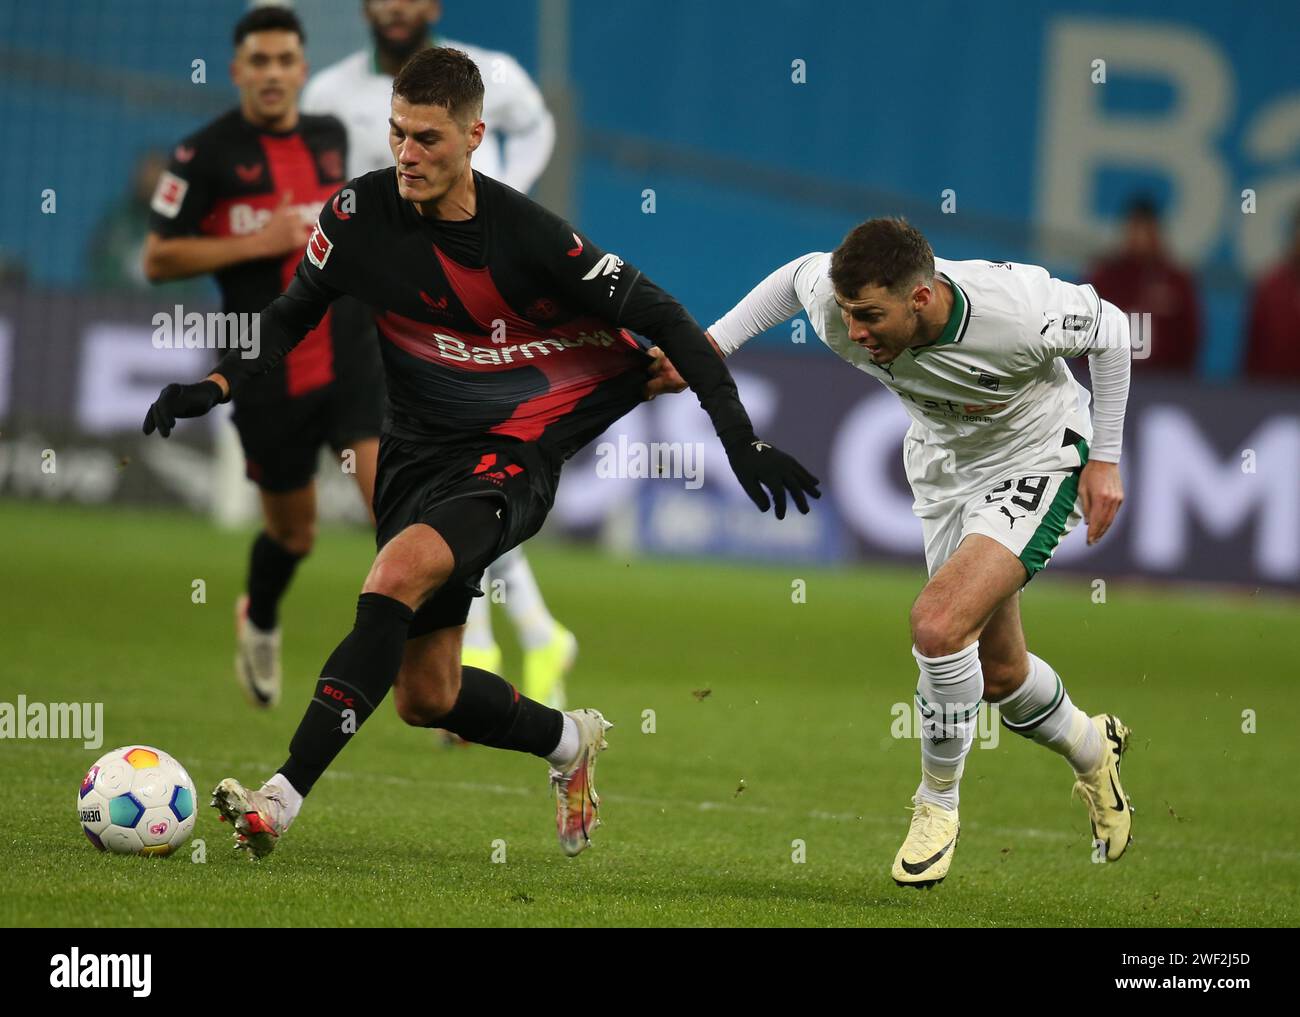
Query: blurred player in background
143 48 819 859
304 0 573 709
89 150 204 296
653 218 1135 887
143 7 385 708
1244 202 1300 381
1088 194 1202 374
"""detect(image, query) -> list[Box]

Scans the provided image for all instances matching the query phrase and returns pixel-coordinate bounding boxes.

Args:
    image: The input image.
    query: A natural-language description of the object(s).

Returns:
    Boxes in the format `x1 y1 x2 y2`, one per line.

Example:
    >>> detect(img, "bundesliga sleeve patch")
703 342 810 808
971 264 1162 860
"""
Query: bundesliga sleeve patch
306 221 333 269
150 170 189 219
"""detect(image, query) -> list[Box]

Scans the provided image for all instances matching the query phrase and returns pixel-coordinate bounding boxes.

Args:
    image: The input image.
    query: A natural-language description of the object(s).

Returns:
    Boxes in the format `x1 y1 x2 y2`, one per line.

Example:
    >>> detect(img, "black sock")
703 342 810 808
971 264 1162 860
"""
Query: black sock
279 592 413 796
434 666 564 758
247 532 305 631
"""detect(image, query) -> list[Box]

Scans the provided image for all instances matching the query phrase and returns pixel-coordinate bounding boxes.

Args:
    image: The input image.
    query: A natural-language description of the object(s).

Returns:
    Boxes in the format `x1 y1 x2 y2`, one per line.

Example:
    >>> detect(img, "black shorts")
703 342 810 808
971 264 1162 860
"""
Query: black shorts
232 377 384 493
373 435 562 637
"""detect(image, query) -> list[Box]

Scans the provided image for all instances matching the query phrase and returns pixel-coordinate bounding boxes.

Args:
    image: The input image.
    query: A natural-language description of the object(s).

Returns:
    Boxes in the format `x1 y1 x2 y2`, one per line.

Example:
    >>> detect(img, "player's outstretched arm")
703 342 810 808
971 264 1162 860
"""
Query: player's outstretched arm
545 228 820 517
629 289 821 519
643 253 823 398
708 253 821 356
141 376 226 438
144 187 352 438
142 271 335 437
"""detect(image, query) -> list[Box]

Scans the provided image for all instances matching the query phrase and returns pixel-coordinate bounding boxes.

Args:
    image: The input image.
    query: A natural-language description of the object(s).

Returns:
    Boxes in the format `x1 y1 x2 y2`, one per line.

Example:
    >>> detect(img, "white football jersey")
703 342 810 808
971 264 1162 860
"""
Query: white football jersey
302 39 555 191
712 253 1127 500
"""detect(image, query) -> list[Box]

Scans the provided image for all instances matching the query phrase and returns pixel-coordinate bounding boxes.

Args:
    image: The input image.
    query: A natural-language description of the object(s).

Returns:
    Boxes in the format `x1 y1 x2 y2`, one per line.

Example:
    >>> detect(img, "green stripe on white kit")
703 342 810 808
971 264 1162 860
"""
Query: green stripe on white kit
1001 673 1064 733
1018 438 1090 578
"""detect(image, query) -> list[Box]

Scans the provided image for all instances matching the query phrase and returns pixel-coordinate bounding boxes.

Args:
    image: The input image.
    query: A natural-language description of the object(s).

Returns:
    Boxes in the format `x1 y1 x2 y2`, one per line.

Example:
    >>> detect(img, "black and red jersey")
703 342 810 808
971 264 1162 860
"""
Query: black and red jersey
215 168 753 459
149 108 365 403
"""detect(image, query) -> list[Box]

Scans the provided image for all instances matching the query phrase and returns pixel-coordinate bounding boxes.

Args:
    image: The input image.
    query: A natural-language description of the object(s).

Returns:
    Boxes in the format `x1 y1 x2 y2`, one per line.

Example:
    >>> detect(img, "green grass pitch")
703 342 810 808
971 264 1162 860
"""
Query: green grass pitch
1 500 1296 927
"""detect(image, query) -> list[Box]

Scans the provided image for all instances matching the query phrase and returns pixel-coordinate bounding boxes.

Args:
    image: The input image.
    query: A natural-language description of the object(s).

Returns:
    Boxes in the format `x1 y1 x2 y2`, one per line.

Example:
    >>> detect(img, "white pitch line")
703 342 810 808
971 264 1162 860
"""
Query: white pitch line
187 755 1300 865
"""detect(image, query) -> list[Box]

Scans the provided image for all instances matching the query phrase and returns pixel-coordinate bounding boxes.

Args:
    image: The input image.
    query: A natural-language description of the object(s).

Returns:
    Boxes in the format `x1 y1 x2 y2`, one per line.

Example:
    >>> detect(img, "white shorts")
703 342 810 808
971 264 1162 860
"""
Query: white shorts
918 467 1084 578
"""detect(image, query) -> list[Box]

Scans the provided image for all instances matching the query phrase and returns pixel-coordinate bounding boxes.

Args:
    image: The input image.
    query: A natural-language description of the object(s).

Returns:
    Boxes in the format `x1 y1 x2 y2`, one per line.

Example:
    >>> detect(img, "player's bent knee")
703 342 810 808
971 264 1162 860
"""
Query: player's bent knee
363 559 449 610
910 600 968 658
271 524 316 557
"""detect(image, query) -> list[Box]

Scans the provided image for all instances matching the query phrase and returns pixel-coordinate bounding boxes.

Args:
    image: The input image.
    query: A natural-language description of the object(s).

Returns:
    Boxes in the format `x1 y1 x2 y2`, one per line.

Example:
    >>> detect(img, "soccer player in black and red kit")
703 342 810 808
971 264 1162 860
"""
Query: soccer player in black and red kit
144 7 384 709
143 47 819 858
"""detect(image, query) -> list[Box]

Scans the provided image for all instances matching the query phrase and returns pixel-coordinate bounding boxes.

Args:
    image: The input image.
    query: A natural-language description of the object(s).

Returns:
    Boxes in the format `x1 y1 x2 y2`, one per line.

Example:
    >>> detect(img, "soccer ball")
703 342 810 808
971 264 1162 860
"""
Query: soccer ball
78 745 197 856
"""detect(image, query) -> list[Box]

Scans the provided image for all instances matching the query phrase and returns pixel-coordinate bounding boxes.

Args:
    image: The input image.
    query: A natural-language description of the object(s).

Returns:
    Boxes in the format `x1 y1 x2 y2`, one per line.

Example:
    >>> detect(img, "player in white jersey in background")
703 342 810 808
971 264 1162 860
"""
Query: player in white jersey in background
303 0 575 709
303 0 554 187
651 217 1135 887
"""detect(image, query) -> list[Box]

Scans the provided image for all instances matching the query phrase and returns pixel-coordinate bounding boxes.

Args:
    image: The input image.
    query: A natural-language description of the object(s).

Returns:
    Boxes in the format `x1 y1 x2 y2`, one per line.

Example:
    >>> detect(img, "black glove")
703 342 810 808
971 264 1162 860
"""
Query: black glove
720 428 821 520
142 380 224 438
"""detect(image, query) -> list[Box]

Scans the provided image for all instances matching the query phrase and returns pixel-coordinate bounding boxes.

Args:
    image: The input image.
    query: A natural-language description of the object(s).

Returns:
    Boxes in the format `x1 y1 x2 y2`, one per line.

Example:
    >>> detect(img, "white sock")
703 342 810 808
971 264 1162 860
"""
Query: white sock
545 713 579 768
462 594 496 653
913 642 983 811
997 653 1103 774
263 772 303 830
493 548 557 651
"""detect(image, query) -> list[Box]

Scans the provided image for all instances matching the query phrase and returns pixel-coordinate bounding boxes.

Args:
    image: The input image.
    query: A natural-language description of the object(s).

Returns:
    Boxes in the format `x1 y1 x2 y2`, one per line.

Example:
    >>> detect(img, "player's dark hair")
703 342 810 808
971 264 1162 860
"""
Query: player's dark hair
831 217 935 299
392 47 484 126
233 6 305 47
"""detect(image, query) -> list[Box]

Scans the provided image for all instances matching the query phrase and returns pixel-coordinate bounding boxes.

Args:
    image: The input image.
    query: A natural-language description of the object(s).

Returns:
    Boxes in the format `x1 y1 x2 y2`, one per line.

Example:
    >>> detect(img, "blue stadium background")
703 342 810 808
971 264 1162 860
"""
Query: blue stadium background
3 0 1297 378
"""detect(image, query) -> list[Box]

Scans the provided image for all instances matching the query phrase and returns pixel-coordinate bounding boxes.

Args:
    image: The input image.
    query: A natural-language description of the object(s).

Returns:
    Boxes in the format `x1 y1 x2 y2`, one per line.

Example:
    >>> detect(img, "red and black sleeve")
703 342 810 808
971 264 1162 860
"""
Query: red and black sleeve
211 184 352 396
537 215 755 442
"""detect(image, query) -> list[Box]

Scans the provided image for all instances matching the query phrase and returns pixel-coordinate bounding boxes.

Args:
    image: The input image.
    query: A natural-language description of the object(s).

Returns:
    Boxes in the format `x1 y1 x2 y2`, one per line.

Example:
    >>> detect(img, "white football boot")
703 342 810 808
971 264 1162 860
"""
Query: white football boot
892 796 960 888
235 594 281 708
210 777 294 859
1072 713 1134 861
549 709 612 856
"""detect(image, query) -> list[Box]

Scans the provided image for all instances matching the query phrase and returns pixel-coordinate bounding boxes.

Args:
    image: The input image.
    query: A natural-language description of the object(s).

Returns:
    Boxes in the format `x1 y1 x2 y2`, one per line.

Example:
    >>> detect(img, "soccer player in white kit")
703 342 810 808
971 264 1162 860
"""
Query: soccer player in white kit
655 217 1135 886
303 0 576 710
